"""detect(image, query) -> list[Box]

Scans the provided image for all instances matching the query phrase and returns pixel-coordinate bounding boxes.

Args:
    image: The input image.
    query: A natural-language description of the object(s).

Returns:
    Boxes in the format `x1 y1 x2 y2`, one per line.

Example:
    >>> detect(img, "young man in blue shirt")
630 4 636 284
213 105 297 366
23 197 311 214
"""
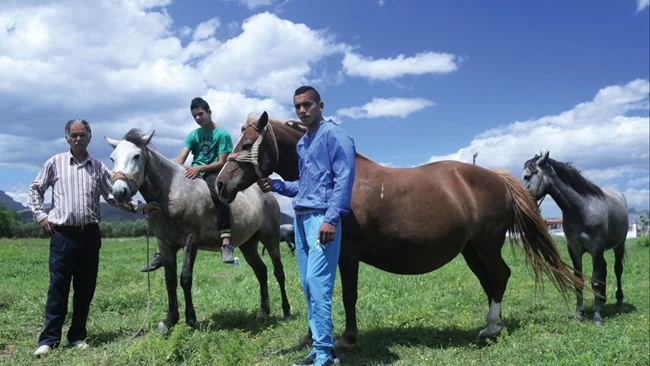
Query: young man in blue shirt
258 86 356 366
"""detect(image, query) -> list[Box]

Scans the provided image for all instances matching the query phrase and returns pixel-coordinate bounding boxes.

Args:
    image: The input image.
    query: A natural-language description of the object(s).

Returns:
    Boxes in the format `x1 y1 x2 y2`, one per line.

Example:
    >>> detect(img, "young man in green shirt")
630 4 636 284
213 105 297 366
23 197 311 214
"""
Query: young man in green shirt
141 97 236 271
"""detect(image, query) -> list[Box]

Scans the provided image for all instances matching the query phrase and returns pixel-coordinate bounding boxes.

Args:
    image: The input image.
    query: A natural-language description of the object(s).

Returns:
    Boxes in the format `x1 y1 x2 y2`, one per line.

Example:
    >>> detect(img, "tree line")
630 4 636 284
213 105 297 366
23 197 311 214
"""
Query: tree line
0 202 152 239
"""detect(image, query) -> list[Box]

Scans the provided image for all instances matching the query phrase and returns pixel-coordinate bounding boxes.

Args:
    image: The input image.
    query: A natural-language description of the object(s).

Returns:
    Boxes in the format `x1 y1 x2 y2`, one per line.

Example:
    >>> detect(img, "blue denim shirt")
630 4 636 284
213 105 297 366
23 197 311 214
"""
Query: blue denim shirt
271 120 356 226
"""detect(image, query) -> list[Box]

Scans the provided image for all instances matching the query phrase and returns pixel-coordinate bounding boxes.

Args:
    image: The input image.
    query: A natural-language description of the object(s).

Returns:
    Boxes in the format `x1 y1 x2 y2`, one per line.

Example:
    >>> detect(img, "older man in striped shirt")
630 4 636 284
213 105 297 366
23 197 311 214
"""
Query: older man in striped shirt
28 119 159 357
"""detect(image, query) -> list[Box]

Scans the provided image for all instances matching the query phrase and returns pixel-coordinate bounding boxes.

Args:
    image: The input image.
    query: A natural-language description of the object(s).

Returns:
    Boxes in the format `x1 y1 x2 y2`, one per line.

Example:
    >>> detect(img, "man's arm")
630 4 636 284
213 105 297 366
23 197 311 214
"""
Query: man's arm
324 130 356 227
28 159 54 224
196 153 228 174
175 147 191 165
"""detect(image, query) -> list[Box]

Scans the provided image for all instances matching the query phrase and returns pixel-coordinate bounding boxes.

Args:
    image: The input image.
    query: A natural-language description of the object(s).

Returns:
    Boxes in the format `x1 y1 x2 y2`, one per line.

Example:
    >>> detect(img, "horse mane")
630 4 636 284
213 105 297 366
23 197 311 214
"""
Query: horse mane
243 113 373 162
527 154 605 198
123 128 155 150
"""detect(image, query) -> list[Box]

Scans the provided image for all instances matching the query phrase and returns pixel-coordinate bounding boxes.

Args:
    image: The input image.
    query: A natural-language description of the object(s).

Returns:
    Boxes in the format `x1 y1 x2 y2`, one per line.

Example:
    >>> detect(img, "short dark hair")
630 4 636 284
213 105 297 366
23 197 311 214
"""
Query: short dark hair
190 97 211 112
65 119 91 139
294 85 321 103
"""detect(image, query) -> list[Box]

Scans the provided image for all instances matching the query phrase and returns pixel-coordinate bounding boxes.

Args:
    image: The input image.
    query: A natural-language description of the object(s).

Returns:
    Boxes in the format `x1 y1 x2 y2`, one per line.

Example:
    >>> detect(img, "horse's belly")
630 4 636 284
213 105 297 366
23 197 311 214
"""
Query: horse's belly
358 242 464 275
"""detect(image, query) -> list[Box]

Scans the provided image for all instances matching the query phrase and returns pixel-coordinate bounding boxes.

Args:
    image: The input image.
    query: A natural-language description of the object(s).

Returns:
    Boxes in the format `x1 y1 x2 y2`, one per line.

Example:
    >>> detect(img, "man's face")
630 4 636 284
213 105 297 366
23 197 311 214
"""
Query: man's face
293 91 323 129
67 122 90 154
191 107 212 127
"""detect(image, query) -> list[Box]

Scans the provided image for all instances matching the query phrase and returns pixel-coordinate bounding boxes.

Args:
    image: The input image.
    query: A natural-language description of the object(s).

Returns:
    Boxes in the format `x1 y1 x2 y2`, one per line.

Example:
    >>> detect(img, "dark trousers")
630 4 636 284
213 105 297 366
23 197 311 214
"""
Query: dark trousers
203 172 232 234
38 224 101 347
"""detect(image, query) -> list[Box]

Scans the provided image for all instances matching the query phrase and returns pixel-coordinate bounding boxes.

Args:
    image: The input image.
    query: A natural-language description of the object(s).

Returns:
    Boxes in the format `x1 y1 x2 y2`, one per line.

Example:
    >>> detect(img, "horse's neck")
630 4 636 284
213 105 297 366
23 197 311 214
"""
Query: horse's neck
275 129 301 181
139 149 182 203
546 172 588 218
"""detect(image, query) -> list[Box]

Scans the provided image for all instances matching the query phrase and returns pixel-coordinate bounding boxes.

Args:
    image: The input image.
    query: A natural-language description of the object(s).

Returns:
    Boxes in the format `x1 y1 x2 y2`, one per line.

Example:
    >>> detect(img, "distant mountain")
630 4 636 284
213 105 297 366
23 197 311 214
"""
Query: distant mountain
628 207 649 224
2 186 297 224
0 190 27 211
18 202 144 222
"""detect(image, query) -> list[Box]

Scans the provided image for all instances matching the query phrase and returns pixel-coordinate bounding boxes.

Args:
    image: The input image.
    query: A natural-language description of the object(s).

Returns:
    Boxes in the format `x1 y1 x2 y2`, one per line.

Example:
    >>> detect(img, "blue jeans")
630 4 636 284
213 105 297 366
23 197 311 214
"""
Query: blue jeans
38 225 101 347
294 212 341 360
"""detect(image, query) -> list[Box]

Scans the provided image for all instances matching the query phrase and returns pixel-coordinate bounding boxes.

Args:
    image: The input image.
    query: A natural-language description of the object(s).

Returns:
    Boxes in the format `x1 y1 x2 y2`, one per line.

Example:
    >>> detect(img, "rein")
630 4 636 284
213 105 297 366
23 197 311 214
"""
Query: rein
228 123 279 178
112 151 146 191
531 168 546 209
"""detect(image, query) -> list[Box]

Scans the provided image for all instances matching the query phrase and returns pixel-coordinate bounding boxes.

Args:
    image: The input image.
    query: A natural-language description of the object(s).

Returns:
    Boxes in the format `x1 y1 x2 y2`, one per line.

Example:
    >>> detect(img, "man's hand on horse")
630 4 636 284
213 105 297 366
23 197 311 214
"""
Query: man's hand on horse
39 217 55 237
185 166 202 179
144 202 161 218
257 178 272 193
318 222 336 244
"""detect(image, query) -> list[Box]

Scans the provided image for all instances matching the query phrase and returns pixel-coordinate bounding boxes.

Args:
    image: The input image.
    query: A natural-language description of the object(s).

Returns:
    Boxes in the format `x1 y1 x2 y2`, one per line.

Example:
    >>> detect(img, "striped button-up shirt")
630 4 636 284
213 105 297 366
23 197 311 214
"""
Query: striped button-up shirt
28 151 145 226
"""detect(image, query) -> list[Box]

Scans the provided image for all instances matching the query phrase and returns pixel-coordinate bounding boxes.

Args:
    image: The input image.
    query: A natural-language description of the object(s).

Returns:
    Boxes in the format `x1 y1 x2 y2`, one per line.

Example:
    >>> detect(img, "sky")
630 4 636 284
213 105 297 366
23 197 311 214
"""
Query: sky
0 0 648 219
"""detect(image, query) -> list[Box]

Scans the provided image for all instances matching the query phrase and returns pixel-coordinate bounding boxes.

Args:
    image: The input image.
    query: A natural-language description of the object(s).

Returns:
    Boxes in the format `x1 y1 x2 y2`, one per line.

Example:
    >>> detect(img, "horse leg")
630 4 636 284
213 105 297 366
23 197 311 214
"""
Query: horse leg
158 247 179 332
261 240 292 319
180 235 198 327
591 248 607 327
461 242 494 306
566 243 585 321
472 239 511 339
335 246 360 352
238 237 271 320
613 241 625 309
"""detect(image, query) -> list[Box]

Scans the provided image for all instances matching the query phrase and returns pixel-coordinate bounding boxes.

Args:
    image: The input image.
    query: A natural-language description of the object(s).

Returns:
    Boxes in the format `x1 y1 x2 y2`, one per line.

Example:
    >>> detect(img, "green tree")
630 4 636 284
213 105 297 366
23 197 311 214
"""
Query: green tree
639 213 649 237
0 202 21 238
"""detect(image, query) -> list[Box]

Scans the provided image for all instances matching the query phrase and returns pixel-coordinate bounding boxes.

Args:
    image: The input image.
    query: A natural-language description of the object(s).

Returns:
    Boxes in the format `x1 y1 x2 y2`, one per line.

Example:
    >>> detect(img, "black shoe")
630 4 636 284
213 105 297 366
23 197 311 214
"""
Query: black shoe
293 348 317 366
294 349 339 366
141 253 163 272
221 244 235 264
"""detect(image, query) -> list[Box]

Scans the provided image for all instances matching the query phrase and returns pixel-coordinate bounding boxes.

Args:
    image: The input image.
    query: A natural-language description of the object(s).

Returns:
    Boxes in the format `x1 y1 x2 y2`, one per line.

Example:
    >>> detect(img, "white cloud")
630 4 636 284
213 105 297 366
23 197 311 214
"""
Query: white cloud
378 0 386 6
624 188 650 208
199 12 348 101
627 176 650 187
637 0 649 12
0 4 344 172
337 97 434 119
342 51 459 81
223 0 285 10
193 17 220 41
427 79 650 212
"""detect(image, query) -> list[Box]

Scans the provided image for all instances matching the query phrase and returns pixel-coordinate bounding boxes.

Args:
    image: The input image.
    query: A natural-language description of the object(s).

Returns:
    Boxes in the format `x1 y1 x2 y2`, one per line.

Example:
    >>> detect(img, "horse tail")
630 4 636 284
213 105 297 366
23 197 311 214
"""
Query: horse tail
492 169 595 303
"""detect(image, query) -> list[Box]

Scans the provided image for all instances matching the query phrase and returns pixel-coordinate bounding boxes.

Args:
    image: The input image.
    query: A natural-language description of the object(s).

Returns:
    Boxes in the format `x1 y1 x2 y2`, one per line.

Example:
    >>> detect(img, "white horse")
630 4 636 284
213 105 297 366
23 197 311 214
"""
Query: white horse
105 129 291 331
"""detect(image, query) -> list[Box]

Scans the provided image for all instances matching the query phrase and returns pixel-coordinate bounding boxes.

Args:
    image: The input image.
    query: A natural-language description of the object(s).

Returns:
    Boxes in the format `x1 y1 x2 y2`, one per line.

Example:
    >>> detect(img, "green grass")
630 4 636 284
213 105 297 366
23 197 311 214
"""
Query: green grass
0 236 648 365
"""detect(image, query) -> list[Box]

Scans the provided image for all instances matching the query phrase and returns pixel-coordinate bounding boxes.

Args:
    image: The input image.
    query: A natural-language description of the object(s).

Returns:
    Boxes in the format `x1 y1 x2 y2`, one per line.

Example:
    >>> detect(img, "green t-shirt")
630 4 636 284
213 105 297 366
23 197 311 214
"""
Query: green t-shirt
185 126 233 173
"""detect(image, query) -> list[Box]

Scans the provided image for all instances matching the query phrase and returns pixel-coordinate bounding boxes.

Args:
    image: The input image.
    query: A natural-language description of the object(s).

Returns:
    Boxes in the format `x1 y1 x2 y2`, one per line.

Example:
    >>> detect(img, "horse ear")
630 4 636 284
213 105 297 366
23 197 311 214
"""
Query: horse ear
142 131 155 145
105 136 120 149
257 112 269 131
538 151 549 166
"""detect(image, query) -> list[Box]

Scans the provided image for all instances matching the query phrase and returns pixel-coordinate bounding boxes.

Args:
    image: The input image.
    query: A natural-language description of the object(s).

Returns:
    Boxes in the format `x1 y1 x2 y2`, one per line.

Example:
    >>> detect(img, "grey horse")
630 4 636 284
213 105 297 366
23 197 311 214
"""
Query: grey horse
522 151 628 326
105 129 291 330
262 224 295 256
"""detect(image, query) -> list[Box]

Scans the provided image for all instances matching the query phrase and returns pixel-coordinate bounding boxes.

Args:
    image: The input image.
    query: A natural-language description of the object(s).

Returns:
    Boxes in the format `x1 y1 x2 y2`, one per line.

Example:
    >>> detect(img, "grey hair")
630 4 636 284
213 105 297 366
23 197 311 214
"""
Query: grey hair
65 119 92 139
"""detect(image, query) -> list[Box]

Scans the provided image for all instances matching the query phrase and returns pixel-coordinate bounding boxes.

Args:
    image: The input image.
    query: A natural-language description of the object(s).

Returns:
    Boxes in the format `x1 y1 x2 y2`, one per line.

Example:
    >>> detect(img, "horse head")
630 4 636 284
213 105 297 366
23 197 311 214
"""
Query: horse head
105 129 155 203
216 112 279 203
522 150 552 200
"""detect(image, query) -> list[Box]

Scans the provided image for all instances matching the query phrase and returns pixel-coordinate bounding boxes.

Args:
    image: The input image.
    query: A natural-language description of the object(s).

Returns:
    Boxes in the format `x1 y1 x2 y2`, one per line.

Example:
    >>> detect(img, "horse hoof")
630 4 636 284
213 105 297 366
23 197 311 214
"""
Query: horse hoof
574 313 584 322
334 339 356 354
156 321 167 333
593 319 604 327
256 311 269 321
479 325 502 338
616 300 624 311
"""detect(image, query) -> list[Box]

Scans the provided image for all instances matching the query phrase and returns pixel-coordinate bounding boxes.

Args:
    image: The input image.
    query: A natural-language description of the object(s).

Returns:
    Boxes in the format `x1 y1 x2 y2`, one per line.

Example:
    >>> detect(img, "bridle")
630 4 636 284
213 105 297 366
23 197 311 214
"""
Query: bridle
529 167 546 208
112 149 146 194
227 122 279 179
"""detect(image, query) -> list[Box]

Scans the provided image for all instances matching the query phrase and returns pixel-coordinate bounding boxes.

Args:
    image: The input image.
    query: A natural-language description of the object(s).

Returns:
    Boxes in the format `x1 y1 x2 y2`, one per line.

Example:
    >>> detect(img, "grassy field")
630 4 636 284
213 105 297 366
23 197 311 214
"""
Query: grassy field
0 236 648 366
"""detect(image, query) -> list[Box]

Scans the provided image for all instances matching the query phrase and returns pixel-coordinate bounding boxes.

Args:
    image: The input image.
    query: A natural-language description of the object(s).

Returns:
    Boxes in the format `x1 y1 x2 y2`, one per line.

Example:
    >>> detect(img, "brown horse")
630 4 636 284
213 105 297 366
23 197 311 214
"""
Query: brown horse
215 112 590 350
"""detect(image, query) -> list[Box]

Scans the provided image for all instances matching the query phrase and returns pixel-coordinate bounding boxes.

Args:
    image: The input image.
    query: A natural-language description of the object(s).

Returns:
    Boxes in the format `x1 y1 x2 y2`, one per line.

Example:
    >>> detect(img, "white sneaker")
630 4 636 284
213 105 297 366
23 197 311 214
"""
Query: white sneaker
34 345 51 356
72 340 89 349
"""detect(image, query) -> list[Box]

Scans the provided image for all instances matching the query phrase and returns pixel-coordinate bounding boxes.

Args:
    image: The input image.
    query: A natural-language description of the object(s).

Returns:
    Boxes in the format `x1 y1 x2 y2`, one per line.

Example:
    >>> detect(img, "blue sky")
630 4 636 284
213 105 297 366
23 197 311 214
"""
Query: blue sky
0 0 648 219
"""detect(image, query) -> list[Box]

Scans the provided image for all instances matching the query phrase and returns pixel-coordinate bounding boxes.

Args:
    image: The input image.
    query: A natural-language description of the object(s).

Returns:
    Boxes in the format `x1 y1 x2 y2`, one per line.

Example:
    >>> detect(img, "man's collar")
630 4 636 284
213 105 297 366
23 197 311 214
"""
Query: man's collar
67 150 93 166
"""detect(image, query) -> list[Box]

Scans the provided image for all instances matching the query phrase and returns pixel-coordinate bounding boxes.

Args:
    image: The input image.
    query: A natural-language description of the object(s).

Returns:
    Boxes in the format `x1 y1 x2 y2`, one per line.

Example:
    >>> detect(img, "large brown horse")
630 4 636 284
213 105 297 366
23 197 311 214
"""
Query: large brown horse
215 112 590 350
